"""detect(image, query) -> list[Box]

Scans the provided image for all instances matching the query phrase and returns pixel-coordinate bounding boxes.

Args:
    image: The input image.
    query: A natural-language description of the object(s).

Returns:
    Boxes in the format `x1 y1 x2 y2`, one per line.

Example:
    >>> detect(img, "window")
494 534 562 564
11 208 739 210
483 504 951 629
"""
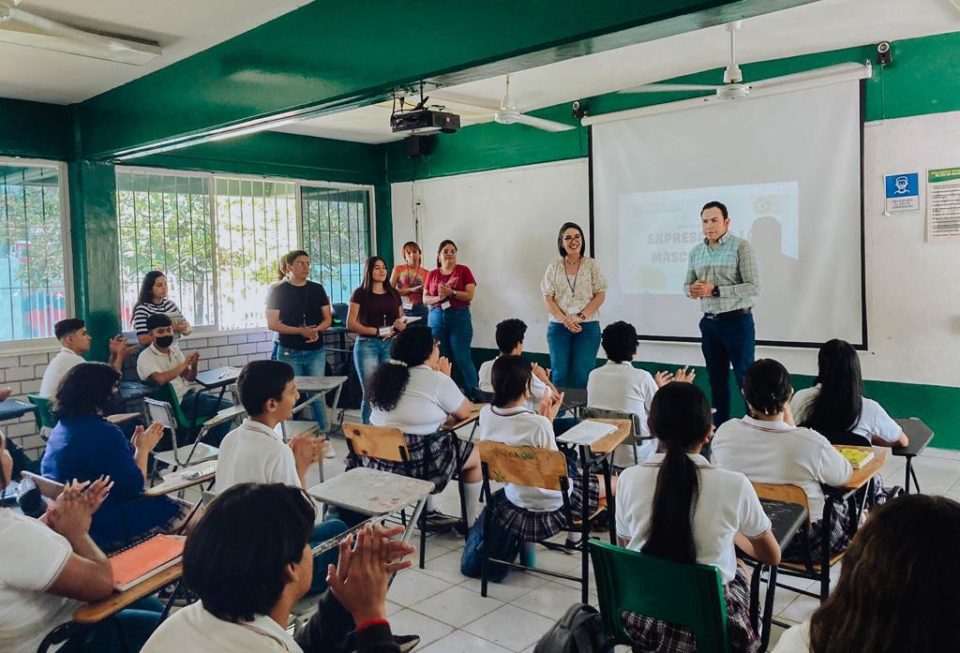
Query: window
117 168 372 331
0 160 69 344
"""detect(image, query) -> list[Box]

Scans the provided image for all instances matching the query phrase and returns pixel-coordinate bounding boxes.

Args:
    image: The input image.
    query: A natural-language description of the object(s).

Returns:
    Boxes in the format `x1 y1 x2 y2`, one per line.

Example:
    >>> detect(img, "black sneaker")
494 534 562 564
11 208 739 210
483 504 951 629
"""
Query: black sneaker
394 633 420 652
421 510 461 533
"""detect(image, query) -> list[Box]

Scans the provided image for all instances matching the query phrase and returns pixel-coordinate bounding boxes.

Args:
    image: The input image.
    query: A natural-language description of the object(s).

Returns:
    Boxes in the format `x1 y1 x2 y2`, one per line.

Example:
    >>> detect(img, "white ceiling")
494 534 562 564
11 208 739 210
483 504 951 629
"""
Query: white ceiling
276 0 960 144
0 0 311 104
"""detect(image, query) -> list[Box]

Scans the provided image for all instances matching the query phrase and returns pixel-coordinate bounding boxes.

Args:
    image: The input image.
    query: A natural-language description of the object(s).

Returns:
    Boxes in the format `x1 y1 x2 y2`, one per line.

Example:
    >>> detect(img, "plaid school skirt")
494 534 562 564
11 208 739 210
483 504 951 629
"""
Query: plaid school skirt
621 565 759 653
345 431 471 494
489 472 601 542
783 499 851 562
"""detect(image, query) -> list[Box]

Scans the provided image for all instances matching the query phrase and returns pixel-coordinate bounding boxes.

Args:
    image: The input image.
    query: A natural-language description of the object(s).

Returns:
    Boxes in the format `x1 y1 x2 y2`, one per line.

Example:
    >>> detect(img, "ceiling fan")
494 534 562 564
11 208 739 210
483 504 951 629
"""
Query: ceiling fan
439 75 575 132
0 0 161 65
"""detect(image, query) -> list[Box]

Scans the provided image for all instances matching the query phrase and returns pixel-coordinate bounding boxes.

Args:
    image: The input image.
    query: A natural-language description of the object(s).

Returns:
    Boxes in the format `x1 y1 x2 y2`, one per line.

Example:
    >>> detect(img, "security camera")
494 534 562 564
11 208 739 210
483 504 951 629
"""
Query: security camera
876 41 892 66
571 100 588 120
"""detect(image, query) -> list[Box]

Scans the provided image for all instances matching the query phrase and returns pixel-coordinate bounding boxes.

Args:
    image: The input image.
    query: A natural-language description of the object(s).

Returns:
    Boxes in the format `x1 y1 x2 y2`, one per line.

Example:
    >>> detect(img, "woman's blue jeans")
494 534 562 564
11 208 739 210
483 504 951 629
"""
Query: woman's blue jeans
404 303 429 321
428 306 479 395
353 336 393 424
275 345 328 431
546 320 601 389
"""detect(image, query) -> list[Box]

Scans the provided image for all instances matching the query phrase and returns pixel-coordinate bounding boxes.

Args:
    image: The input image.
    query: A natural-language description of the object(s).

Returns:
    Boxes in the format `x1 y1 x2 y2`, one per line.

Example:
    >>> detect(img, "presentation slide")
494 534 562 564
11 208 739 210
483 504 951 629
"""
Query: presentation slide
592 81 863 345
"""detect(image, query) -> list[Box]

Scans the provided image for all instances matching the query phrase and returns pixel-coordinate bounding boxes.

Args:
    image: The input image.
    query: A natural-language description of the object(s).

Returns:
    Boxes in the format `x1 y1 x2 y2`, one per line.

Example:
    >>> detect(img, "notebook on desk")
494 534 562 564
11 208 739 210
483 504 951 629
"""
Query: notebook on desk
109 534 185 591
557 419 618 446
836 446 875 469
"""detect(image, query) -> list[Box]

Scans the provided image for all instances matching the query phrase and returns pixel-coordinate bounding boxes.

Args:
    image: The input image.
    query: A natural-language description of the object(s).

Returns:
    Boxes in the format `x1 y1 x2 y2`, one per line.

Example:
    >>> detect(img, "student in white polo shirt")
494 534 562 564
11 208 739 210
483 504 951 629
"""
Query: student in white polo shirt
713 359 853 562
616 383 780 653
478 318 556 407
790 339 909 448
39 318 135 398
136 313 231 445
586 320 694 465
215 360 346 593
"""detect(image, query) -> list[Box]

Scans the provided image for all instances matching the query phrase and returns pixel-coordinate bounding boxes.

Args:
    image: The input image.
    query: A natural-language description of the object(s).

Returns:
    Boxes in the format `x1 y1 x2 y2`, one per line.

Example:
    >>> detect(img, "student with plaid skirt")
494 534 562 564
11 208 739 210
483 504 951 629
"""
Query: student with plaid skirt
346 326 484 529
616 383 781 653
477 356 610 542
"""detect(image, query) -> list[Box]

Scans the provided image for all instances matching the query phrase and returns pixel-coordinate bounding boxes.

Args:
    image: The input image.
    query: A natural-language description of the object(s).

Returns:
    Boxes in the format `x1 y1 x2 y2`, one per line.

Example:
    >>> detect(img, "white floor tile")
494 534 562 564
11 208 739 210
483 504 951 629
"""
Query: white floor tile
778 593 820 624
463 605 557 651
510 580 586 619
412 584 503 628
459 571 550 603
387 569 454 607
388 608 454 648
419 629 514 653
419 549 471 585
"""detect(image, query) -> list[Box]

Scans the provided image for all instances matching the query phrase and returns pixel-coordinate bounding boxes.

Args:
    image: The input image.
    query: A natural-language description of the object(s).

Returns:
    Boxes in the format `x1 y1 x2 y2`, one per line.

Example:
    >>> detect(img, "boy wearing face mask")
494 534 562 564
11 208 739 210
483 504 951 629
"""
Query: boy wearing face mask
137 314 232 446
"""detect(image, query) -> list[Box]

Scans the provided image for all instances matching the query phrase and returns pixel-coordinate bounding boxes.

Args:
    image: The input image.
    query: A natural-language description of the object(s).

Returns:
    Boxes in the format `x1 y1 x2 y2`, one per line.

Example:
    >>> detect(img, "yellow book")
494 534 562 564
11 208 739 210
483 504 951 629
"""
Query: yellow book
837 446 875 469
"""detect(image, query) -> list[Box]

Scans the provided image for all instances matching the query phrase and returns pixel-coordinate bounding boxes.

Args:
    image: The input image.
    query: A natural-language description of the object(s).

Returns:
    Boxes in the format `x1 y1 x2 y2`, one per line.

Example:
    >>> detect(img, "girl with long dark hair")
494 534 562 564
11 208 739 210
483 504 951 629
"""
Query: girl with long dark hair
132 270 192 346
616 383 780 652
347 256 406 423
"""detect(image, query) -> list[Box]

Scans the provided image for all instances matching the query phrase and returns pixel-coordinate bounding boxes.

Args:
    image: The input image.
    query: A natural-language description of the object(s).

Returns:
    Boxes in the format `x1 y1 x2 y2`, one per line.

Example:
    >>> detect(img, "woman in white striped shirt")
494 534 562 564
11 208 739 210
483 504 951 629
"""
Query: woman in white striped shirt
132 271 192 345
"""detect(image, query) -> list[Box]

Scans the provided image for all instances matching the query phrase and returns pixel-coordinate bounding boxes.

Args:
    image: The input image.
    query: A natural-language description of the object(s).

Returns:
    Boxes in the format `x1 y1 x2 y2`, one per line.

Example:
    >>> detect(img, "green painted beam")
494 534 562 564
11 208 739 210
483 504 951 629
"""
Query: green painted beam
0 98 72 160
77 0 818 158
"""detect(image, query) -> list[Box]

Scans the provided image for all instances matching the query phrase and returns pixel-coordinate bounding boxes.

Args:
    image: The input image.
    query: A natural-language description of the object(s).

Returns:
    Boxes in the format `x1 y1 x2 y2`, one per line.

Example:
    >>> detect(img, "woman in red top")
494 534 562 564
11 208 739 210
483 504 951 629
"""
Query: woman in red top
423 239 479 395
389 241 430 321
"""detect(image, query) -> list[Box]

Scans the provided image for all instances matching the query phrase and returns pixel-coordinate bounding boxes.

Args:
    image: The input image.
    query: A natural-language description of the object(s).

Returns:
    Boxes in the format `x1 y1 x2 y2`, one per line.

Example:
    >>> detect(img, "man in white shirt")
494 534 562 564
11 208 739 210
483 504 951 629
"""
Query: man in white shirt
587 321 694 465
39 318 135 397
477 318 556 408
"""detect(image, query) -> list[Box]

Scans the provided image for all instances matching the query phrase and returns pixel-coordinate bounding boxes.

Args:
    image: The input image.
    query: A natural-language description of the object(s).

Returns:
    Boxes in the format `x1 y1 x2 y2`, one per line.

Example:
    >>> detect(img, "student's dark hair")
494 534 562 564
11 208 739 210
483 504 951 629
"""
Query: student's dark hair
183 483 316 623
54 318 85 340
642 382 712 564
137 270 165 306
801 339 863 433
809 495 960 653
145 313 172 331
276 257 289 281
700 201 728 219
237 360 295 416
601 321 638 363
356 255 399 306
283 249 310 266
435 239 457 267
556 221 586 258
743 359 793 417
54 362 120 418
491 355 532 409
402 241 421 257
368 326 434 412
494 319 527 354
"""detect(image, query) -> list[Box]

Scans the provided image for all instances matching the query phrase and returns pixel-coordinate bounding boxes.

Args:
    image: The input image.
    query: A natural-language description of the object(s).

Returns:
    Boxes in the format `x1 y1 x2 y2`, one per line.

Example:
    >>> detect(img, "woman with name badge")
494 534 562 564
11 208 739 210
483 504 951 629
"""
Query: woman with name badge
423 239 479 396
390 241 430 321
541 222 607 389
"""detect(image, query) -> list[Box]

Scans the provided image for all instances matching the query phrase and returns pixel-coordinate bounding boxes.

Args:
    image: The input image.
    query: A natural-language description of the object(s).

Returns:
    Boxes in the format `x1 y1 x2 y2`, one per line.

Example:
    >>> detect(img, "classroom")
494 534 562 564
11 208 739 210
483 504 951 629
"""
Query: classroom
1 1 959 652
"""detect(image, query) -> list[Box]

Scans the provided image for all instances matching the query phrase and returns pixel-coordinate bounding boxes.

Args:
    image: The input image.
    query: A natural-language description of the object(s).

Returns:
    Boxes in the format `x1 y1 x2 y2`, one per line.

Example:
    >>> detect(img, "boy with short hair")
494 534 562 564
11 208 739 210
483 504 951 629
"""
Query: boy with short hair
478 318 556 410
40 318 134 398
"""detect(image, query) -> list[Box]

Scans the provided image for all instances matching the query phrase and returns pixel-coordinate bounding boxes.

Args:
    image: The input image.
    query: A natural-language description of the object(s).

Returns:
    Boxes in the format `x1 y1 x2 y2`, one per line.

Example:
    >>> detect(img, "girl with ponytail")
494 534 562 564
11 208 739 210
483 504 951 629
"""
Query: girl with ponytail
616 382 780 652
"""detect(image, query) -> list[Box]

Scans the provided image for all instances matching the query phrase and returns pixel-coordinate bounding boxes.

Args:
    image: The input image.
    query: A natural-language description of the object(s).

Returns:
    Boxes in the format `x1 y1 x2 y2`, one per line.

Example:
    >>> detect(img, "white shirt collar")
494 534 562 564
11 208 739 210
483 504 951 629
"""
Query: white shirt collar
644 452 711 467
59 346 83 357
240 418 283 441
741 415 794 432
604 360 633 368
236 613 300 651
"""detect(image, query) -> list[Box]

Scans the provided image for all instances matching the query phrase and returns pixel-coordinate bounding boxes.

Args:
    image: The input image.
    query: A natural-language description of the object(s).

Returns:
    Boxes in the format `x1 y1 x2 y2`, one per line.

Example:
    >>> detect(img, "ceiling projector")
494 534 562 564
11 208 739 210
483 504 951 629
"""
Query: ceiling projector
390 108 460 135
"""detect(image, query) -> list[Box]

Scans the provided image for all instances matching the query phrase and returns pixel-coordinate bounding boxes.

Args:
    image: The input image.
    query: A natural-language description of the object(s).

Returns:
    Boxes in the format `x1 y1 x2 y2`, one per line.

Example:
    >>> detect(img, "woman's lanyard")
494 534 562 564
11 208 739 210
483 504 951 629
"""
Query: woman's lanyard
563 258 581 295
292 281 311 327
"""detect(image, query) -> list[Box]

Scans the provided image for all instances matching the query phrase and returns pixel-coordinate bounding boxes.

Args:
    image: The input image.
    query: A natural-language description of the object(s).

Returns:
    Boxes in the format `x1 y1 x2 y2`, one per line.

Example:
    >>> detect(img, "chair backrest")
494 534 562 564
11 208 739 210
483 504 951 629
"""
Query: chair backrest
332 302 348 326
149 383 191 428
589 539 730 652
26 394 57 430
752 482 811 526
20 471 66 500
581 406 640 438
144 397 177 431
477 440 569 492
819 429 871 447
342 422 409 462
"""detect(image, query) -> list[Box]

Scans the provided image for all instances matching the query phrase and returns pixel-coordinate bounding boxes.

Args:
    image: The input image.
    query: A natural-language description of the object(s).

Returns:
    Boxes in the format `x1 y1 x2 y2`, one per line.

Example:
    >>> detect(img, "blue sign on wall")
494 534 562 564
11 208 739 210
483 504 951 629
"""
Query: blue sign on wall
884 172 920 213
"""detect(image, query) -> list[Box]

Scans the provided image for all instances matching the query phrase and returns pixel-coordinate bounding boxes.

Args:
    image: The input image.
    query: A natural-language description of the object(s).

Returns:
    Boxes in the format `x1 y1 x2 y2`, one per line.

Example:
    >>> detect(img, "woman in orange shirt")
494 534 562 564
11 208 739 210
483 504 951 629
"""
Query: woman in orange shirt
390 241 430 321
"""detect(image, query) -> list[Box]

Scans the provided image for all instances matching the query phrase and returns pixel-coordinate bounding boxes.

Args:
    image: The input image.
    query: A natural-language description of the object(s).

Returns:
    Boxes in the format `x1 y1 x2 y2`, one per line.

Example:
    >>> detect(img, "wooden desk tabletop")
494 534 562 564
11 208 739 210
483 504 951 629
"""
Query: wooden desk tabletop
836 446 888 490
73 562 183 624
441 405 482 433
584 418 632 454
144 461 217 497
195 366 241 388
308 467 434 516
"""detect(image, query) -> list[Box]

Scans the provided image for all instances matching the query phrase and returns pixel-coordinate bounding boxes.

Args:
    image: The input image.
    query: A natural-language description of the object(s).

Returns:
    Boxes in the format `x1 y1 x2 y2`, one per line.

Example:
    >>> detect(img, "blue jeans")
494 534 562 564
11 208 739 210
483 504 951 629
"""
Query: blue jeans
354 336 393 423
60 596 163 652
276 346 328 431
428 306 478 395
546 321 601 389
404 303 429 321
310 518 348 593
699 313 755 426
181 390 233 447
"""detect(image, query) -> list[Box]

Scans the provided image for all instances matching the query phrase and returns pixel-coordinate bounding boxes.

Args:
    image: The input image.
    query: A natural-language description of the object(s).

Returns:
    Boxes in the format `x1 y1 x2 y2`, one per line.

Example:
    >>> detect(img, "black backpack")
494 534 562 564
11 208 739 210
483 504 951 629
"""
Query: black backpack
533 603 607 653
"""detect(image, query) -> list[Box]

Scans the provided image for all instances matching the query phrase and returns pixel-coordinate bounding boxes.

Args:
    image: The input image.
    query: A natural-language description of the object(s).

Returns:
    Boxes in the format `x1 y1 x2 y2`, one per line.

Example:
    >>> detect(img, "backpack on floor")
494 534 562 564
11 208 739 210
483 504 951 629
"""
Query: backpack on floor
533 603 607 653
460 503 522 582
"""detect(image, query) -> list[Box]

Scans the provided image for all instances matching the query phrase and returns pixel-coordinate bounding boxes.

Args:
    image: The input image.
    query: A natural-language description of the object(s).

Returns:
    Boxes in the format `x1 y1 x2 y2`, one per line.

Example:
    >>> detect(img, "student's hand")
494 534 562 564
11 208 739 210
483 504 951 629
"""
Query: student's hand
290 434 320 467
171 319 189 334
531 362 550 384
673 366 696 383
300 325 321 343
435 357 452 377
44 479 111 540
0 387 10 402
539 391 564 421
654 371 674 387
108 334 135 358
132 421 165 454
187 350 200 365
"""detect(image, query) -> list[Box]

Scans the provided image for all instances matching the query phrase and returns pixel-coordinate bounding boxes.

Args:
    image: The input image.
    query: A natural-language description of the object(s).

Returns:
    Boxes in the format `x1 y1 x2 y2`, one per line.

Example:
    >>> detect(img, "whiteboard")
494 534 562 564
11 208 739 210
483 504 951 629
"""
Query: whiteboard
391 159 590 353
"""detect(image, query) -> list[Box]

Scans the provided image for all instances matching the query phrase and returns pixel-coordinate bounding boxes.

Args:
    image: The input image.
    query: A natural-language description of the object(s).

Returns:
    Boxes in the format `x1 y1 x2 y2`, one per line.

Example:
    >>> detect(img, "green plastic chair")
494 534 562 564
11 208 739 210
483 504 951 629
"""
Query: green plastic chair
148 383 210 433
26 394 57 436
589 540 731 653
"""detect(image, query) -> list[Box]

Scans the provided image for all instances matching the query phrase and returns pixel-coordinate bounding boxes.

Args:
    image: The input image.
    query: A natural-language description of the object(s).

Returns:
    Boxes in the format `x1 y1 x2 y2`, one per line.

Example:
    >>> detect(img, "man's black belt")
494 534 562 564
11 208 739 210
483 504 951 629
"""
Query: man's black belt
703 307 752 320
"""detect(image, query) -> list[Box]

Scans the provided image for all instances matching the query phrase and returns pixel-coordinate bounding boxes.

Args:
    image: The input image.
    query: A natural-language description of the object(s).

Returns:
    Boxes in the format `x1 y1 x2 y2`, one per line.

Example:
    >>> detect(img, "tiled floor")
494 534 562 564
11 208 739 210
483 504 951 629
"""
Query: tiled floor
308 416 960 652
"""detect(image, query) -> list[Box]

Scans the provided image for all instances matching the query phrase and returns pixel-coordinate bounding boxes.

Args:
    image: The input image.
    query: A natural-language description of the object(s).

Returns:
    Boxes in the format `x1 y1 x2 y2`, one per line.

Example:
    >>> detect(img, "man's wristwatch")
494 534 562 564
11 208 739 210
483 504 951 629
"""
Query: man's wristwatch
711 286 721 297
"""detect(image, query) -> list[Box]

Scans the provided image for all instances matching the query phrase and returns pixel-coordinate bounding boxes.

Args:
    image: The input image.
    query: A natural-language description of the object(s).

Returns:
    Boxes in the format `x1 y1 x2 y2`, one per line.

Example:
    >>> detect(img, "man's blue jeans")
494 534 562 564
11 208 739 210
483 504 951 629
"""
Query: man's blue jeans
428 306 479 395
353 336 393 424
275 346 329 431
699 312 755 426
546 321 601 389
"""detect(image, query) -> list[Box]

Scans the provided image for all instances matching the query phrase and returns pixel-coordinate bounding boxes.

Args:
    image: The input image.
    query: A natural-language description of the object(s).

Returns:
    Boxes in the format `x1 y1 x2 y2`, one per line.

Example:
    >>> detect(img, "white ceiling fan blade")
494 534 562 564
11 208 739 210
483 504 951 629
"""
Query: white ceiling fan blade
619 83 721 94
0 3 161 65
460 112 497 126
748 62 868 90
514 113 575 132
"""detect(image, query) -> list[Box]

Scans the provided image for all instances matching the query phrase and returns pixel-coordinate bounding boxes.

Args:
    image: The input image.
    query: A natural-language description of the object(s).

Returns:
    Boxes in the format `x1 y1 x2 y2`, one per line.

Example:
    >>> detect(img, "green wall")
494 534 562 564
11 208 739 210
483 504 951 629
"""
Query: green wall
0 98 72 160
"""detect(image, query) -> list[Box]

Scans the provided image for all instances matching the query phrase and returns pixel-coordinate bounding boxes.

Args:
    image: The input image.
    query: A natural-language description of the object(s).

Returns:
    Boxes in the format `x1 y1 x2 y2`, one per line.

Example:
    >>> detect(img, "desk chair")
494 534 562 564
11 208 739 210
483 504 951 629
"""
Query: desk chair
580 407 643 465
477 440 592 603
20 470 65 500
26 394 56 440
590 540 731 653
144 397 221 473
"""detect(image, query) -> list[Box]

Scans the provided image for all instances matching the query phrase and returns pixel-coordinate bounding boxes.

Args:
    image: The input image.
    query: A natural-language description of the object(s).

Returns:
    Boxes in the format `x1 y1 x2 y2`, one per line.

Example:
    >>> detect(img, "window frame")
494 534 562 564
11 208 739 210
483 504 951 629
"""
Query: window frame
116 165 376 335
0 156 73 354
